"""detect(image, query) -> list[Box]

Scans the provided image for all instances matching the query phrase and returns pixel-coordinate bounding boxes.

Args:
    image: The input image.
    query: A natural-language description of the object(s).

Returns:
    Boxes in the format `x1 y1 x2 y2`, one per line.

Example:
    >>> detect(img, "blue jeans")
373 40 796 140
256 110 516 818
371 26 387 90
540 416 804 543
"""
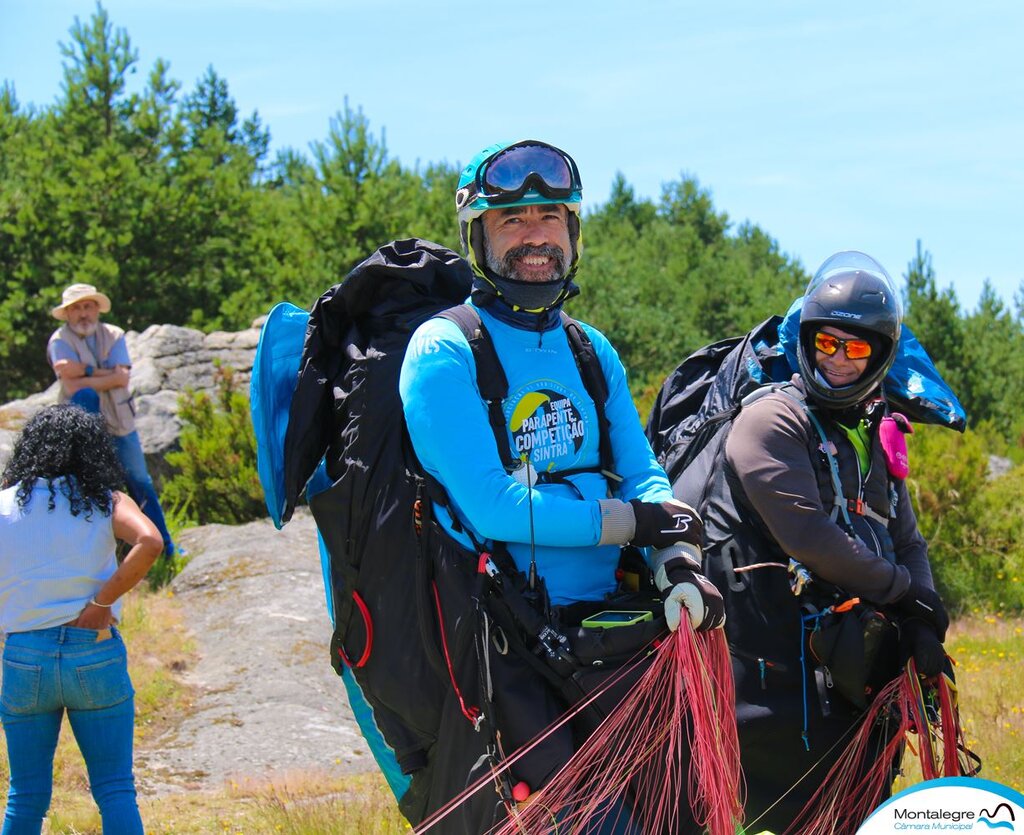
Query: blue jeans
1 627 143 834
70 388 174 555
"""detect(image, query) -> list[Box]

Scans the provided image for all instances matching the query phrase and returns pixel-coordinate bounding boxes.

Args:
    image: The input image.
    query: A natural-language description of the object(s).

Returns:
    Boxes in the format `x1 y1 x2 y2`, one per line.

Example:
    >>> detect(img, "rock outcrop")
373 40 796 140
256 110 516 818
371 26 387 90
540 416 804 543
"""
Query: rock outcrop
0 319 264 478
138 508 372 792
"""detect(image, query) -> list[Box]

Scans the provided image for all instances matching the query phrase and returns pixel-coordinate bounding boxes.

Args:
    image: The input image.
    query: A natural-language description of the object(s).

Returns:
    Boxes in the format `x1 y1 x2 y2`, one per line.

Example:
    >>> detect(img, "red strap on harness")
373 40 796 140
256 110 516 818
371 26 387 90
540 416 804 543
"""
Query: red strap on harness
431 581 482 726
336 590 373 668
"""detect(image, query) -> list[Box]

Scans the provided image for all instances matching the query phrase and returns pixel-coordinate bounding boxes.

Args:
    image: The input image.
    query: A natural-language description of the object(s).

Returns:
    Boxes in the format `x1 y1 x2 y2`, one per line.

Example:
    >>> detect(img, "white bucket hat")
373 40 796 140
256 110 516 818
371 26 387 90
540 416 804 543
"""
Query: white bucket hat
51 283 112 320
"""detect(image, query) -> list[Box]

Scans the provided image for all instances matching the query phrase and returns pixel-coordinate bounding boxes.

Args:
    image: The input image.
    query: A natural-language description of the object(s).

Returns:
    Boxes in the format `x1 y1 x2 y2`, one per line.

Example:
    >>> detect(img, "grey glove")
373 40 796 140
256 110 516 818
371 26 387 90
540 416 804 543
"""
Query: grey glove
652 546 725 632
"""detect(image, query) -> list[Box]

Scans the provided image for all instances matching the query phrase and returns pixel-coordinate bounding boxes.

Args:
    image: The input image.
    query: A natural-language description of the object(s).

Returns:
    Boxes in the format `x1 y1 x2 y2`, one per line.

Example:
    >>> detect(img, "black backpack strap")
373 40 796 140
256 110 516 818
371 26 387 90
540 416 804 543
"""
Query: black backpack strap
560 311 619 483
436 304 516 473
436 306 618 484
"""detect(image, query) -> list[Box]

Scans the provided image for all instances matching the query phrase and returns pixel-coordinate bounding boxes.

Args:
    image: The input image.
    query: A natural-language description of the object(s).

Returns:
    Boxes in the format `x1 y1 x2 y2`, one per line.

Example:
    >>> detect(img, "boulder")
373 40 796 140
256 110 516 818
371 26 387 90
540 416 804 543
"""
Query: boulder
0 319 265 480
137 509 371 792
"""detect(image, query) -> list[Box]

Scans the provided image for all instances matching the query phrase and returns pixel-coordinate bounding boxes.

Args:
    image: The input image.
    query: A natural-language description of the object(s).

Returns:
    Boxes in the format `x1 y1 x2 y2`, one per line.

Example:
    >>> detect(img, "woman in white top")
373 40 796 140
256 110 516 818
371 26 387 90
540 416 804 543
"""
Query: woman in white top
1 405 161 835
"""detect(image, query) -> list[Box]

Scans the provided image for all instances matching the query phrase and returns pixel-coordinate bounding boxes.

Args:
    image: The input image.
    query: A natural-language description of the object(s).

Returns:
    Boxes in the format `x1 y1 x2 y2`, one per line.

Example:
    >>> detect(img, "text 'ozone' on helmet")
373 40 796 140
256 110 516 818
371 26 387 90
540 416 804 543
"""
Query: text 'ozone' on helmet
797 251 903 408
456 140 583 282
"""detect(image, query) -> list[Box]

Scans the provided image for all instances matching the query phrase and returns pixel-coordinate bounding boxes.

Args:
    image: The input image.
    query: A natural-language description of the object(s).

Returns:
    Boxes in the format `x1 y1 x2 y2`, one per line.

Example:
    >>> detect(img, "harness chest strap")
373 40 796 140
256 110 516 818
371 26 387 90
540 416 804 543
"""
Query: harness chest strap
769 386 892 529
847 497 889 526
435 305 619 485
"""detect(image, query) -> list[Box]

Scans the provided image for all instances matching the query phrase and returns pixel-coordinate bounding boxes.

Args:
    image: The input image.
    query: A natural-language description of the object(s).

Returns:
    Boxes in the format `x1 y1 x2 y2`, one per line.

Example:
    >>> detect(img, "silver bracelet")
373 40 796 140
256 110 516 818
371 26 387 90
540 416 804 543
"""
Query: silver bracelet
89 598 115 608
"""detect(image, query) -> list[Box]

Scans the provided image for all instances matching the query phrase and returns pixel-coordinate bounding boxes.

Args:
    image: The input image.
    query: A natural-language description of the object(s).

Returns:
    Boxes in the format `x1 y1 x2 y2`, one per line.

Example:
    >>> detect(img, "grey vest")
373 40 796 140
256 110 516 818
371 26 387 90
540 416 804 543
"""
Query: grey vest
48 322 136 436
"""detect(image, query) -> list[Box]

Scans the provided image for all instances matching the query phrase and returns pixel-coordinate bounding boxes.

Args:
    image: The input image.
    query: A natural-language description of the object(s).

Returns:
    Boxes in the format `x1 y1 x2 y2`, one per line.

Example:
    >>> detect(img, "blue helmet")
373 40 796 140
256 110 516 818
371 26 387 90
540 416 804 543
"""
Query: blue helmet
456 141 583 299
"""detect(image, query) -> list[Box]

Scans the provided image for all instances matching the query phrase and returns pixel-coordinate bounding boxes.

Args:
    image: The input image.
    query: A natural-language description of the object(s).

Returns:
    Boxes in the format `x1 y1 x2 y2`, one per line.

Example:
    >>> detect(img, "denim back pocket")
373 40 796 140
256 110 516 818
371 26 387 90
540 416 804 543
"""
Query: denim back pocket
72 644 134 711
1 658 42 714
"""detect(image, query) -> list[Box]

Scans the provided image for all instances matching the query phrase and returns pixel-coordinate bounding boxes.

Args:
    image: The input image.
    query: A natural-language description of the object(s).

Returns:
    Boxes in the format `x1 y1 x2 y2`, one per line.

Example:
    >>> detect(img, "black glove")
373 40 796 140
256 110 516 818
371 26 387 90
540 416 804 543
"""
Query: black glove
629 498 704 550
896 579 949 641
900 618 946 678
655 557 725 632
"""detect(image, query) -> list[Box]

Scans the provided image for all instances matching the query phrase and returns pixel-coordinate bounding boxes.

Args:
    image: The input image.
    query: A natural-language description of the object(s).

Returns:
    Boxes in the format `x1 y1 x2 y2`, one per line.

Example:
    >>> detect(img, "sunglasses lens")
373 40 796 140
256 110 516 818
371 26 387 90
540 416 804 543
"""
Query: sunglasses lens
482 144 574 196
814 331 872 359
814 332 840 355
844 340 872 359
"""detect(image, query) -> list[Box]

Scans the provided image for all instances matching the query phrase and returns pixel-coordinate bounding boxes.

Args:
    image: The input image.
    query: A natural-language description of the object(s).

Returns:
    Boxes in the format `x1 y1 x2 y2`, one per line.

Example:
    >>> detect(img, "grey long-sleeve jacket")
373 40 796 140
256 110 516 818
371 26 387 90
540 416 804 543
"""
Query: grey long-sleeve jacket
724 377 933 605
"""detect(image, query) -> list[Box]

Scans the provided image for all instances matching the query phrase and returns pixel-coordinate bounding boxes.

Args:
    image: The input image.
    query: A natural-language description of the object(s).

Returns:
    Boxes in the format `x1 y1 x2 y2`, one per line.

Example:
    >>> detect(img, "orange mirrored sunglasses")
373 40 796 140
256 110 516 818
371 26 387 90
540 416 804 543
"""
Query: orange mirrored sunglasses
814 330 873 360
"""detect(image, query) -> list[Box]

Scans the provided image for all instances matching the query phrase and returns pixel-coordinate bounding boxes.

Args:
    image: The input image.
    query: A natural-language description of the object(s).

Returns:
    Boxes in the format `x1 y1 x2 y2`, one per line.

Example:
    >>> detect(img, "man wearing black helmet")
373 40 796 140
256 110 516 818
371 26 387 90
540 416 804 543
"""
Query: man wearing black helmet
701 251 948 832
733 254 945 631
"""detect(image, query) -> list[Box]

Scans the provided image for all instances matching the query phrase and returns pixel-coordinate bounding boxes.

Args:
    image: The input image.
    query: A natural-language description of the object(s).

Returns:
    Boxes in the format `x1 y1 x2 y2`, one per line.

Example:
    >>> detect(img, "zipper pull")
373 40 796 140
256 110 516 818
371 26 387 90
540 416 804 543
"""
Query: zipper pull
823 666 834 688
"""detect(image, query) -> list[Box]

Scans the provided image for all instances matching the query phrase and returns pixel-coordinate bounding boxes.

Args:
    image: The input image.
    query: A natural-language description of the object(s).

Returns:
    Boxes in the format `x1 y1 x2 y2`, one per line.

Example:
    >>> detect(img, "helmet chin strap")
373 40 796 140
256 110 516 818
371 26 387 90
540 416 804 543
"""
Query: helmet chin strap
810 369 883 413
470 261 577 313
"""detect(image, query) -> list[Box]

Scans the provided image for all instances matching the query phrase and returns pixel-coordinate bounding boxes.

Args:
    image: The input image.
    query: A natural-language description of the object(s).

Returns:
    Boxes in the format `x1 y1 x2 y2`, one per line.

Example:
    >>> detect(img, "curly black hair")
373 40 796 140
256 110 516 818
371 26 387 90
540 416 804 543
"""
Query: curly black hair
1 404 126 518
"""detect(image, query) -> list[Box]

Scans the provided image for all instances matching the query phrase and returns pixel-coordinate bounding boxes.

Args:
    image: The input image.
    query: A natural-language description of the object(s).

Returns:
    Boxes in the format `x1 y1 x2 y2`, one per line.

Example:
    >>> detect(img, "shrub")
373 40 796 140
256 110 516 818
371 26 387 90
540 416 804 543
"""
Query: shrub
162 363 266 533
908 424 1024 613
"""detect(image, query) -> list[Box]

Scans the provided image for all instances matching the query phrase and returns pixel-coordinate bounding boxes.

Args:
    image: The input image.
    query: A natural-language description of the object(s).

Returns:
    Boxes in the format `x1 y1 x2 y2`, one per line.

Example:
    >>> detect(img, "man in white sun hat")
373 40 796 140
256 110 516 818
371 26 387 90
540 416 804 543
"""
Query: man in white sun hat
47 283 176 558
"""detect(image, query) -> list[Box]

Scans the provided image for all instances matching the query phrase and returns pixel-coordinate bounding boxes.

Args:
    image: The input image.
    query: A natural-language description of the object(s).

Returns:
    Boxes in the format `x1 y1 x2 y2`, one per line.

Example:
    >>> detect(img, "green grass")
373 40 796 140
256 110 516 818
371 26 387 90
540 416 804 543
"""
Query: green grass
137 772 408 835
936 612 1023 790
3 600 1020 833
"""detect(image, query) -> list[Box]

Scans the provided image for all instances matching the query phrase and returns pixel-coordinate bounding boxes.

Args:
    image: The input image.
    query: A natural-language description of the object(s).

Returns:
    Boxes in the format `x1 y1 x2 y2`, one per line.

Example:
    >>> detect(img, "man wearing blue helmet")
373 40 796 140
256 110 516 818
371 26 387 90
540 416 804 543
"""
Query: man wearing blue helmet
399 141 724 828
454 140 584 314
404 139 723 619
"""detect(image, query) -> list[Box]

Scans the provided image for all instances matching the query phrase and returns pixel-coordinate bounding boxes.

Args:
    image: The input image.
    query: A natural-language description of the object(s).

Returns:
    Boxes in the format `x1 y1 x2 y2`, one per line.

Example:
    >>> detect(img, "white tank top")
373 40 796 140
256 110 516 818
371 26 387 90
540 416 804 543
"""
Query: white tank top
0 479 120 634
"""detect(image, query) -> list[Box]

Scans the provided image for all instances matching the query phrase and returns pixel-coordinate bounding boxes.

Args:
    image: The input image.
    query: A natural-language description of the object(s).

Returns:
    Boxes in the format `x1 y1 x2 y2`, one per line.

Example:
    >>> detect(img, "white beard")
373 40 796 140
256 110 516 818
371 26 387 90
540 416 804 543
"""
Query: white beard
69 321 98 338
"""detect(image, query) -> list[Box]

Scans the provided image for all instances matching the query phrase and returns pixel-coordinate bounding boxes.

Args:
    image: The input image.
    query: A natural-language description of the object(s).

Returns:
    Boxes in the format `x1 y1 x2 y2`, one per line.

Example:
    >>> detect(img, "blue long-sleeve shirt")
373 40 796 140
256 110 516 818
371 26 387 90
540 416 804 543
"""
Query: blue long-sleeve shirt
399 303 671 605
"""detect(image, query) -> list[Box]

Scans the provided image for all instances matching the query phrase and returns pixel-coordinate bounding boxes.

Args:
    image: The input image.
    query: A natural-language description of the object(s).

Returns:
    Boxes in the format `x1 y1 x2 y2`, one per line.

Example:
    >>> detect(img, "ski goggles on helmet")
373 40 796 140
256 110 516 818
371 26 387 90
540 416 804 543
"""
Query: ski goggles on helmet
814 330 873 360
474 141 581 205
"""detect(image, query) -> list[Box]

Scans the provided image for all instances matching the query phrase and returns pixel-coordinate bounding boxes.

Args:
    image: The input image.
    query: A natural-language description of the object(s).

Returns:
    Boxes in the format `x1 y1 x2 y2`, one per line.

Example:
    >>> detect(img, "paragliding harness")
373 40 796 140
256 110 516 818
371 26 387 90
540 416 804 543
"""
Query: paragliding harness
279 239 664 829
775 385 902 719
644 314 961 720
645 314 978 831
732 382 903 725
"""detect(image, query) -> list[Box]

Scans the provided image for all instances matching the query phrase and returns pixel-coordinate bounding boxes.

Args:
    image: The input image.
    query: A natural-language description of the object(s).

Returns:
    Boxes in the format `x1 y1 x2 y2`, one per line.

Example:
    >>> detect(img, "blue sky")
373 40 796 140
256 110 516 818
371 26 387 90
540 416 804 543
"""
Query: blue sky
3 0 1022 312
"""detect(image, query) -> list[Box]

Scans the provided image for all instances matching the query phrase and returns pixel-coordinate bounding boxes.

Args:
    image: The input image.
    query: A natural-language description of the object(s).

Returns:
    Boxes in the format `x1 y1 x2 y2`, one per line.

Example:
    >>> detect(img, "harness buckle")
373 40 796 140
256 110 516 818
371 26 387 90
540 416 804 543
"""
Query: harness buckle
831 597 861 614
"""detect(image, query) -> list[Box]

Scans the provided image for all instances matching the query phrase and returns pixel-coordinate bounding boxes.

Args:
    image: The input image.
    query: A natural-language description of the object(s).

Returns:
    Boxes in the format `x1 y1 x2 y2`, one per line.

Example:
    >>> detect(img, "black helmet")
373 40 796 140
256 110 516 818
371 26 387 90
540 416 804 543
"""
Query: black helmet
797 251 902 408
